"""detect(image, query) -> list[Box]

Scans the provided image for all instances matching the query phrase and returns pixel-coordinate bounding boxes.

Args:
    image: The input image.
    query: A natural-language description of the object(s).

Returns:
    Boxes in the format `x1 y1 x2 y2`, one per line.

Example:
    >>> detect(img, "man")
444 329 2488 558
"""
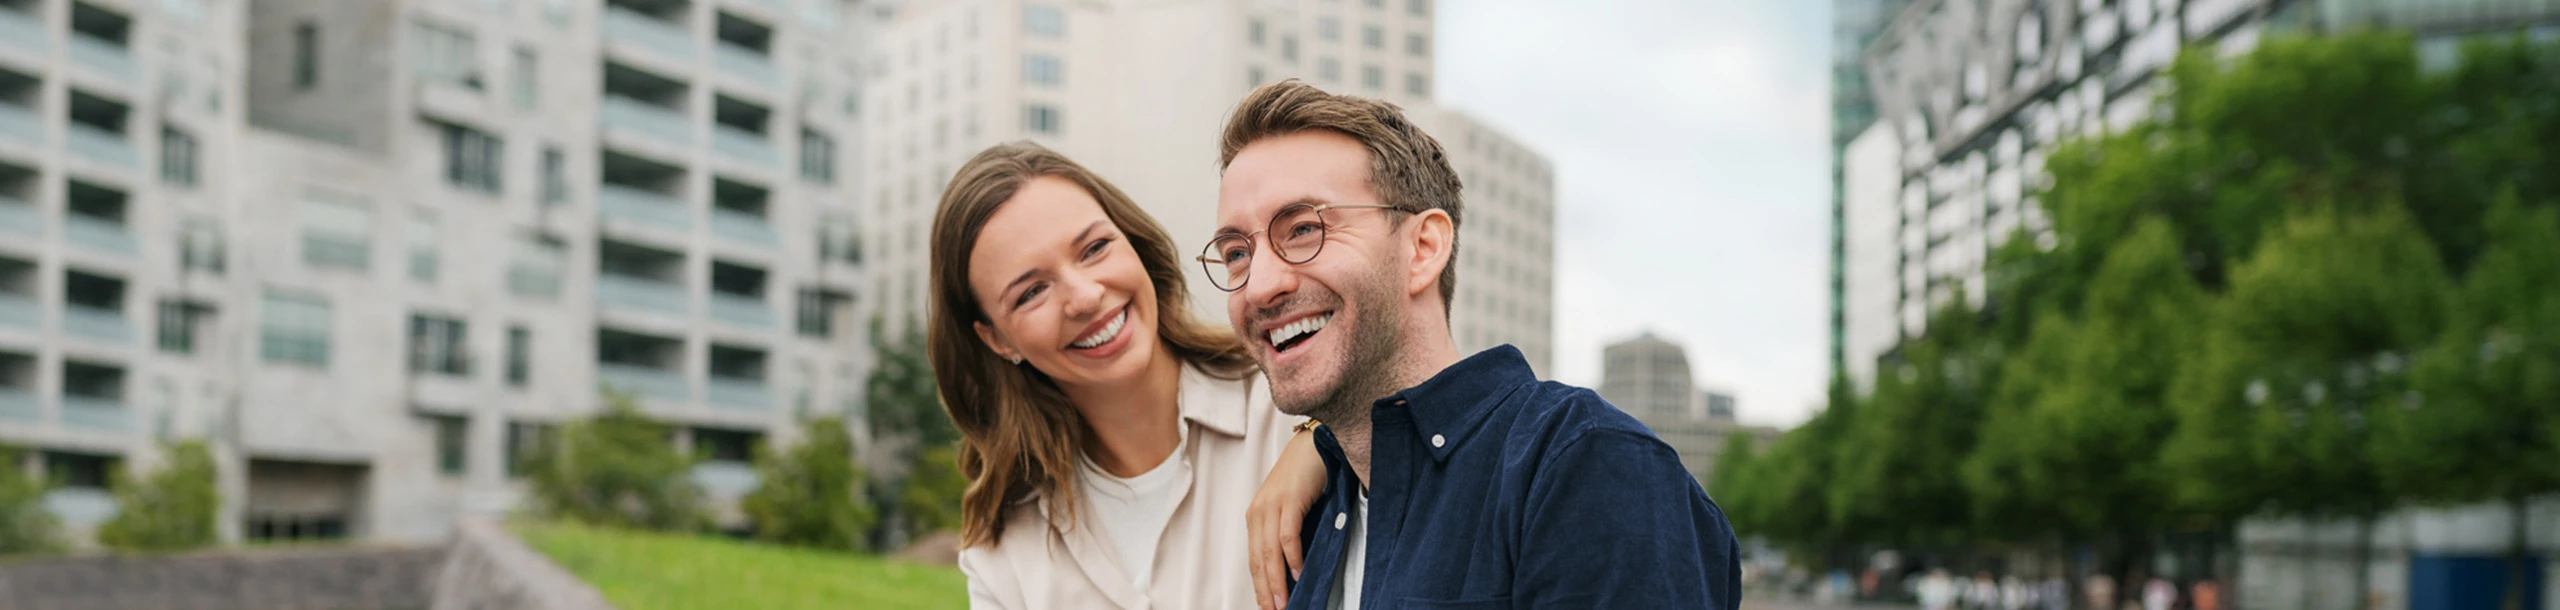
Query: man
1207 79 1739 609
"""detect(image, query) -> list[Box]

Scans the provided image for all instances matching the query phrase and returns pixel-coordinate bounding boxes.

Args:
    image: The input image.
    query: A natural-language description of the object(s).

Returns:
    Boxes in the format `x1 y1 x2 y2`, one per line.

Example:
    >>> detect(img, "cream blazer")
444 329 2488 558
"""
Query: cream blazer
959 365 1300 610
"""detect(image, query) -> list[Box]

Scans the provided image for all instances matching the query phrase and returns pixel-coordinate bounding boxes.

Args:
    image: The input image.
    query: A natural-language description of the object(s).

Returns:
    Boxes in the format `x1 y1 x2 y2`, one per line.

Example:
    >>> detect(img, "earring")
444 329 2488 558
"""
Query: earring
1007 355 1023 365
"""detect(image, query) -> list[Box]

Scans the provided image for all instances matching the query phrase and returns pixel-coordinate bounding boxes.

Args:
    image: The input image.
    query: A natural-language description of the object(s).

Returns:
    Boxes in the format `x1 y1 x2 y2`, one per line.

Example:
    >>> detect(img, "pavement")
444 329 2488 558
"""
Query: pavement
1741 595 1914 610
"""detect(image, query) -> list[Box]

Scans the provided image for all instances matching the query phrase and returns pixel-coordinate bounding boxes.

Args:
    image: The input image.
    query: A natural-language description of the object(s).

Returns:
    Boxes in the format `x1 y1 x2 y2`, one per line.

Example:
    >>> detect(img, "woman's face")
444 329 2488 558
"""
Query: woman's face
967 175 1163 391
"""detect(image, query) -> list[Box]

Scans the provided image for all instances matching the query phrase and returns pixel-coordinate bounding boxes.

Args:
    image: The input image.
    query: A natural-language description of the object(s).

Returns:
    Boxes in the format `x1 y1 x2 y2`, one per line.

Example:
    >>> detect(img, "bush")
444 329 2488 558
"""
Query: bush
899 444 967 536
742 417 875 550
98 441 218 552
0 447 59 554
524 394 706 531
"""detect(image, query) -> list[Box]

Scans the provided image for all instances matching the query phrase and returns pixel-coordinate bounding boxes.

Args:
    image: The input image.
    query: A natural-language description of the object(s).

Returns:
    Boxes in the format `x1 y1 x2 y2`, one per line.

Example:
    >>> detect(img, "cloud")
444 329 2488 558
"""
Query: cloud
1439 0 1834 426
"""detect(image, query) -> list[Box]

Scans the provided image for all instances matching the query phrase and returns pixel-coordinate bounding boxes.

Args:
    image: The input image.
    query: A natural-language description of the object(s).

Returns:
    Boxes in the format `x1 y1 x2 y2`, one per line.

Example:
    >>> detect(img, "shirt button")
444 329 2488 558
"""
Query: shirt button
1431 434 1447 448
1334 513 1347 530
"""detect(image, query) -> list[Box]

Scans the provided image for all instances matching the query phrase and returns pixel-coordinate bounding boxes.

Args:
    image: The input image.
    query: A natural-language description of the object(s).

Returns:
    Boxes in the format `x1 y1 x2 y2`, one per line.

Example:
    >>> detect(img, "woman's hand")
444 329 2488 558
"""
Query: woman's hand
1248 426 1326 610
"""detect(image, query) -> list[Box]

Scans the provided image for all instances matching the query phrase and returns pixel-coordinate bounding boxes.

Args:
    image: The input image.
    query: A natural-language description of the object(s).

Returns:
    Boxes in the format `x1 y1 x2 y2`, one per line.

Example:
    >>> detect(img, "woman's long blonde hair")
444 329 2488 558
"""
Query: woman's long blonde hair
928 141 1255 549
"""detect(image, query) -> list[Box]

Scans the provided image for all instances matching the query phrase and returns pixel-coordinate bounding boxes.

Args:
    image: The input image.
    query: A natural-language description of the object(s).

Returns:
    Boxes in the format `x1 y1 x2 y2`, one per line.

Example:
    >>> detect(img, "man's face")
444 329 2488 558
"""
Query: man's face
1216 131 1411 417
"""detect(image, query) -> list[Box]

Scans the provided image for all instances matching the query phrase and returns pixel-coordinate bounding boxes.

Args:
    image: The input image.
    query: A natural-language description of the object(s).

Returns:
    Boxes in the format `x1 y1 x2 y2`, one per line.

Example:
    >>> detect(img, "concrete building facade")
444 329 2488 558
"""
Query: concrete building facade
857 0 1553 373
1598 332 1778 487
1 0 877 545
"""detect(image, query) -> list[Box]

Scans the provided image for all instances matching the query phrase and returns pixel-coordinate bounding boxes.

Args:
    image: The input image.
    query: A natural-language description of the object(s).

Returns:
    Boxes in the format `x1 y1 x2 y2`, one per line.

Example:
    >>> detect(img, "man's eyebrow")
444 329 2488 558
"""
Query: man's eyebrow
1214 197 1332 236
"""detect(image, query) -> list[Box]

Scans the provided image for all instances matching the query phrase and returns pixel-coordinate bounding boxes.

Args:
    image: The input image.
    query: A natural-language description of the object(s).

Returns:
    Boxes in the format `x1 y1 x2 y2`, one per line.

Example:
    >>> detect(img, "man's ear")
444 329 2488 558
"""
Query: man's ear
1404 208 1454 299
974 321 1019 363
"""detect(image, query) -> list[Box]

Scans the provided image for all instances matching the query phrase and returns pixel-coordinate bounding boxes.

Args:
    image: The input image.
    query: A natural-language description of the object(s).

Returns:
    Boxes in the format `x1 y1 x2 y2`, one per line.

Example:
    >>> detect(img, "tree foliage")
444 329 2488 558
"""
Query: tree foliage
0 448 59 554
866 320 955 450
898 444 968 536
98 441 218 552
524 394 706 531
743 417 876 551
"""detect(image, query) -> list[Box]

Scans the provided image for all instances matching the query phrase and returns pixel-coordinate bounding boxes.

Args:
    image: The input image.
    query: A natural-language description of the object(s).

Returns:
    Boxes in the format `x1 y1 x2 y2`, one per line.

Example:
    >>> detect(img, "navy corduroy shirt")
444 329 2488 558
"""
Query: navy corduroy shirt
1285 345 1742 610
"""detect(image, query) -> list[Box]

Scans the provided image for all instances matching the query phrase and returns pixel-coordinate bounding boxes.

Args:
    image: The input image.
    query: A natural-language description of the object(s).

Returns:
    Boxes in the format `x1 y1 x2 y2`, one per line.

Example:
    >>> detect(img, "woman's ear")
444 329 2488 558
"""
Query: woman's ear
975 321 1021 364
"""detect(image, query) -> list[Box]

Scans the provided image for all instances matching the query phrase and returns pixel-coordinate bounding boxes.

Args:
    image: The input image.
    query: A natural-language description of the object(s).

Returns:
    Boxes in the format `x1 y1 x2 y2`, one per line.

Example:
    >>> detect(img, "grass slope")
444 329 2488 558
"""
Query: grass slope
517 521 967 610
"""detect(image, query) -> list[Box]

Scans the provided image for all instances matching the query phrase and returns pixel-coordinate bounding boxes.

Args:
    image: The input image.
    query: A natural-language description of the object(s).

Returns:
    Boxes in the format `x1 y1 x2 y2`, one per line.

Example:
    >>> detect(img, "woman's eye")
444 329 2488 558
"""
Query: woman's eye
1083 238 1113 259
1015 283 1046 307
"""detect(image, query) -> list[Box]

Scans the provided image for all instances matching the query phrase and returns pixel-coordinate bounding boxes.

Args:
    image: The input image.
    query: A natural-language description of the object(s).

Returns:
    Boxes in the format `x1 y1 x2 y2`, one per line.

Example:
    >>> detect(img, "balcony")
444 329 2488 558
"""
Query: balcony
594 274 690 316
601 96 693 147
67 34 140 83
689 461 761 498
714 44 779 89
596 362 691 402
0 10 44 57
703 377 772 410
0 293 32 330
0 386 33 422
708 293 775 329
604 6 695 63
709 208 778 247
59 394 131 433
0 196 38 237
63 214 137 256
598 184 692 231
711 126 779 169
0 103 39 146
65 123 140 169
63 304 131 344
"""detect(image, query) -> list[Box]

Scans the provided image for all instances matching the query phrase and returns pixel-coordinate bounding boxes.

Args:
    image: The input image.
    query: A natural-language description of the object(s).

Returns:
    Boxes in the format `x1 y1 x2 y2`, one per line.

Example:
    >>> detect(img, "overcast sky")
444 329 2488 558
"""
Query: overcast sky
1435 0 1835 427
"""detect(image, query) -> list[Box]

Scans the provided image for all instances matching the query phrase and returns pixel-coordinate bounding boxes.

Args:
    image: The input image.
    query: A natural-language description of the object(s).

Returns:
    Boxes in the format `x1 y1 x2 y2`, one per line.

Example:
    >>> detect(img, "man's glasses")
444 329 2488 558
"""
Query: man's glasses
1196 203 1401 292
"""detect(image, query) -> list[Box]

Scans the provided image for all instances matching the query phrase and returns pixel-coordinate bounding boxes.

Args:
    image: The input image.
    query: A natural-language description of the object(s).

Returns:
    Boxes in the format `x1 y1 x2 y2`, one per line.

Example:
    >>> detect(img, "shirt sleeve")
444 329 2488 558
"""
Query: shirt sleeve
1515 428 1743 610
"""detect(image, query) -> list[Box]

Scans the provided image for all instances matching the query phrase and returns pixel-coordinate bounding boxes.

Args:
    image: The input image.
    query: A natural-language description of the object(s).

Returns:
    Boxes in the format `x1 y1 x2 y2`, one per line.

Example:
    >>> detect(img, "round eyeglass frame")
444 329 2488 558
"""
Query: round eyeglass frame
1196 203 1401 292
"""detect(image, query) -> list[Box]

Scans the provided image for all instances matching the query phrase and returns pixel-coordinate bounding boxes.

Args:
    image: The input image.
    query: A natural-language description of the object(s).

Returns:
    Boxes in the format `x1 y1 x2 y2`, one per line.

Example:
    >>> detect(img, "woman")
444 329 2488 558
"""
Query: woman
932 142 1325 609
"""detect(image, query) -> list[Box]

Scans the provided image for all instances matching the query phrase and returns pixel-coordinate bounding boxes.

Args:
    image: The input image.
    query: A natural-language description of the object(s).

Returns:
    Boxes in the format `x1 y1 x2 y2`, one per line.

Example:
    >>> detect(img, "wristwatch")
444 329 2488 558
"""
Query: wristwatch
1293 419 1323 434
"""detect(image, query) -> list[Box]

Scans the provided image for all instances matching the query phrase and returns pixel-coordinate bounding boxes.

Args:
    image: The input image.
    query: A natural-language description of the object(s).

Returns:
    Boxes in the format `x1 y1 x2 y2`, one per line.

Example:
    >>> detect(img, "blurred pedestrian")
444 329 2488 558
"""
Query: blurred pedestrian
1970 571 1999 609
2085 574 2117 610
2037 575 2068 610
1917 568 1960 610
2000 574 2032 610
2189 579 2222 610
2141 577 2176 610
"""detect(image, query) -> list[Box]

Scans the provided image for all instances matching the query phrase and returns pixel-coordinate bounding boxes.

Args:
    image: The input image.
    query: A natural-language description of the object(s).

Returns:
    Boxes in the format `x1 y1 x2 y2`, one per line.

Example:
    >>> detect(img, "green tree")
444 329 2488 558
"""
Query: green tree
866 319 955 449
898 444 967 536
742 417 876 551
2375 197 2560 610
97 441 218 552
0 448 59 554
1830 301 1993 551
524 394 706 531
1704 432 1760 533
2167 204 2451 603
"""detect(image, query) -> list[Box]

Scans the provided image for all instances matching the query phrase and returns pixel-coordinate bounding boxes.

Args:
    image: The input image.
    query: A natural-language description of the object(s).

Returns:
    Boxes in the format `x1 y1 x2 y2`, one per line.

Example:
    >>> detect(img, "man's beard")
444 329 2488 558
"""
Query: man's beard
1296 263 1408 427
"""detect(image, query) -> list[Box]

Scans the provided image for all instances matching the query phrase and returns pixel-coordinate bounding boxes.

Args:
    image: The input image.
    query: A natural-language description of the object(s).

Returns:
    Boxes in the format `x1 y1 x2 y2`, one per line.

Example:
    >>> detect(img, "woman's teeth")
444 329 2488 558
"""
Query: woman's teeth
1267 314 1332 349
1072 309 1128 349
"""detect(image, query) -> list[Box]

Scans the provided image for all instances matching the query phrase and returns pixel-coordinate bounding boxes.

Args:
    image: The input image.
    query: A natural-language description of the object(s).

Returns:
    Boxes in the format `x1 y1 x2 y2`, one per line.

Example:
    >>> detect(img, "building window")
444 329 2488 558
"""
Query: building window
1023 103 1060 135
46 452 117 490
407 212 439 282
156 299 211 355
540 145 566 204
1361 64 1382 90
1022 53 1062 87
1366 0 1384 7
1406 72 1428 97
1281 35 1298 61
1318 57 1340 82
1409 0 1429 17
1249 65 1266 89
800 130 835 184
160 127 198 186
797 288 848 338
1249 18 1265 47
511 46 537 109
180 220 225 274
298 191 372 270
441 123 502 194
505 421 553 478
411 20 480 89
259 290 331 367
293 22 318 90
1406 32 1428 57
409 314 468 376
1362 25 1382 49
1318 17 1339 42
1023 4 1064 38
505 325 530 387
506 232 565 299
428 414 468 475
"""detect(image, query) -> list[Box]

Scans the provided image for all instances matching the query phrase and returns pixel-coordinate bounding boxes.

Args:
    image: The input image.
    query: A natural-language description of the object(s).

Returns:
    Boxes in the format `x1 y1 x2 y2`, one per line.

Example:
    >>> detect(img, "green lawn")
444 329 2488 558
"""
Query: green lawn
516 521 968 610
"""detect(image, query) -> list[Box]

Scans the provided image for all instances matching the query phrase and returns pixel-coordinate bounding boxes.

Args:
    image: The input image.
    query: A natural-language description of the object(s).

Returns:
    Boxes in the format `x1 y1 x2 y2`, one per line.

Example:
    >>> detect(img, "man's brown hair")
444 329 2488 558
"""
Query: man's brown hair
1218 79 1464 315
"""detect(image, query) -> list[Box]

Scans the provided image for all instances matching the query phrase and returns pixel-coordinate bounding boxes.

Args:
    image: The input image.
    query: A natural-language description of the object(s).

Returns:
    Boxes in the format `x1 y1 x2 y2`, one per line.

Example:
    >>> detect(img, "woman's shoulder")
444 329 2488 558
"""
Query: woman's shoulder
963 496 1059 565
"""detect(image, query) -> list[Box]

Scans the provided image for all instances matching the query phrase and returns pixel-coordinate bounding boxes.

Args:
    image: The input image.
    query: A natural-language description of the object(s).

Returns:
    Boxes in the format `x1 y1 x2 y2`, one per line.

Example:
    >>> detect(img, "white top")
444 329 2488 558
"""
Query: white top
1076 422 1193 591
1327 490 1370 610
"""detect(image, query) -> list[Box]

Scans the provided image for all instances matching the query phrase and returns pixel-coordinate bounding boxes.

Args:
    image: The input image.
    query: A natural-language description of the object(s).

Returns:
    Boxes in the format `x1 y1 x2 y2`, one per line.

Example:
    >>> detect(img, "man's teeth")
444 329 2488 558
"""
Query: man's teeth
1266 314 1333 348
1072 309 1127 349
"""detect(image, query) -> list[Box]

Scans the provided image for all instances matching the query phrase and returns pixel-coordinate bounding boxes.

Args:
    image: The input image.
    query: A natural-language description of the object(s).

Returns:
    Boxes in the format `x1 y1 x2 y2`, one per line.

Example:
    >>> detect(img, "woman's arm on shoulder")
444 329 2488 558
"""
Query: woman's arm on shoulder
1247 427 1323 610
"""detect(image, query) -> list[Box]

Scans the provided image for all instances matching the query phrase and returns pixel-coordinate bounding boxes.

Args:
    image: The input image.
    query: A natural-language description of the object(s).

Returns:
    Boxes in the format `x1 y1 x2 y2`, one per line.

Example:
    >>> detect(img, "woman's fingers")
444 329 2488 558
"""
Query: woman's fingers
1250 506 1280 610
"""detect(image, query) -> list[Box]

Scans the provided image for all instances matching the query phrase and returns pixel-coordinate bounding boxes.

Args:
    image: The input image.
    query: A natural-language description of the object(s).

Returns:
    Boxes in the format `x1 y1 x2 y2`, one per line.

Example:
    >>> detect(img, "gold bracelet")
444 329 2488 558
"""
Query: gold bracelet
1293 419 1322 434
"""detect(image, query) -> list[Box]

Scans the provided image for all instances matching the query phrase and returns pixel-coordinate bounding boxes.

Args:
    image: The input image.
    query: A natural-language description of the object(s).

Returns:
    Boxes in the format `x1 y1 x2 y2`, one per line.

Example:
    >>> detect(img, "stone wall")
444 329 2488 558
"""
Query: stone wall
0 545 445 610
428 519 617 610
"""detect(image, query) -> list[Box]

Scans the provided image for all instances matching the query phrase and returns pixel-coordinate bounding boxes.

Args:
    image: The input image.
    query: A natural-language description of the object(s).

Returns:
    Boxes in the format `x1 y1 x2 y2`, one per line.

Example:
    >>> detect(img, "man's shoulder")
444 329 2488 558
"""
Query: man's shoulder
1499 380 1670 448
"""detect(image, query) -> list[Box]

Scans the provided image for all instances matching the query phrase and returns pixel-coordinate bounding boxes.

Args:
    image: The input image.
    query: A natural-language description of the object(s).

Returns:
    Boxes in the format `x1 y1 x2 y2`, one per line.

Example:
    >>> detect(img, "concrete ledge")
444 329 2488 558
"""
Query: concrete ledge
430 518 619 610
0 544 446 610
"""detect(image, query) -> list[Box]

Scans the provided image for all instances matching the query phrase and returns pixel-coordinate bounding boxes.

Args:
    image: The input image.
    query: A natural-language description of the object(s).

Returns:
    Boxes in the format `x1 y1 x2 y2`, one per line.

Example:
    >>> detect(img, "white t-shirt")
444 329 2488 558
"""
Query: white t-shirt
1075 424 1192 591
1327 490 1370 610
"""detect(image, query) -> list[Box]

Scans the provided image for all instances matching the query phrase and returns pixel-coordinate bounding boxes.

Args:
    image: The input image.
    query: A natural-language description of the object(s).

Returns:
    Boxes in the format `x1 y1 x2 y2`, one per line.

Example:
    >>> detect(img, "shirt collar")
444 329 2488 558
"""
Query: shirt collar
1378 345 1536 462
1177 362 1252 439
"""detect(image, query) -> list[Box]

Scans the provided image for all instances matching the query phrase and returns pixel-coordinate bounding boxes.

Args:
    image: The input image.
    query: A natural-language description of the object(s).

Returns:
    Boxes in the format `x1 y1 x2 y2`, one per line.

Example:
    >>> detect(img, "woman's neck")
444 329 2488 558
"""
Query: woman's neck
1060 343 1185 478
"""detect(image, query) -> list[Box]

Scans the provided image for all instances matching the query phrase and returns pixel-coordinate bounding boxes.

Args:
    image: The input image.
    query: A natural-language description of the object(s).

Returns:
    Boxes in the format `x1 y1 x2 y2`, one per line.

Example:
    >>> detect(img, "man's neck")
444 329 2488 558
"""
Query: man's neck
1322 326 1464 489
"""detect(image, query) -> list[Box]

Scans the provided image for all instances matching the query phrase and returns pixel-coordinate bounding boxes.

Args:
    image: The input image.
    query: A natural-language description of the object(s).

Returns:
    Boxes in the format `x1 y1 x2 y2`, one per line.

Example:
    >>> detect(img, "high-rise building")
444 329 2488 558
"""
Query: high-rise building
1827 0 1912 379
1599 332 1777 486
0 0 876 545
857 0 1552 373
1838 0 2560 388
